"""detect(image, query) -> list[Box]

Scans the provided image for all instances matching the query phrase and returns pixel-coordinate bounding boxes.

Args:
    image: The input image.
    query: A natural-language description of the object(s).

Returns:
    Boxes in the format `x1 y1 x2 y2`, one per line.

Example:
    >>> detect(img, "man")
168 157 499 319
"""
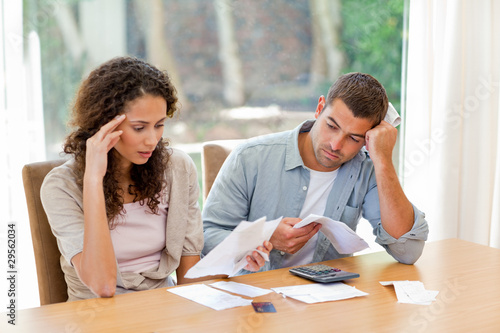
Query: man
202 72 428 272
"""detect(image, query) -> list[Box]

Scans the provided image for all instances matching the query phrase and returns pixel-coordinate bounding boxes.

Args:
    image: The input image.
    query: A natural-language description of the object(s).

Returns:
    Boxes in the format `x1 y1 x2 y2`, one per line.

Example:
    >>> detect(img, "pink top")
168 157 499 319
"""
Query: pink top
110 201 168 273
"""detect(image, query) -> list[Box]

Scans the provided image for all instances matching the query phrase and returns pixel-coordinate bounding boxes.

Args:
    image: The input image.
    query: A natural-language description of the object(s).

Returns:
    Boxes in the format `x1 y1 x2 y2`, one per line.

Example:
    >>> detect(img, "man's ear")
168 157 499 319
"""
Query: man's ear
314 96 326 119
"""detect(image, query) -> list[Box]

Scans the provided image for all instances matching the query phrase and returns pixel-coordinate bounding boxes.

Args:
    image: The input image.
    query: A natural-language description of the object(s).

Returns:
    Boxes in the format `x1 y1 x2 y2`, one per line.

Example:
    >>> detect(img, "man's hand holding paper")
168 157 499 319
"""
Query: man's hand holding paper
293 214 369 254
269 217 322 254
189 214 369 278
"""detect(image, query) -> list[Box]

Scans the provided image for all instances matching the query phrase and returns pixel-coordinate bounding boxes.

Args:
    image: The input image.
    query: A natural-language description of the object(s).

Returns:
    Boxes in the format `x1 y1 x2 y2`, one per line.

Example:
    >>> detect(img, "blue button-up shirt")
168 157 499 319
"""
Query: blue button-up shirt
202 120 429 272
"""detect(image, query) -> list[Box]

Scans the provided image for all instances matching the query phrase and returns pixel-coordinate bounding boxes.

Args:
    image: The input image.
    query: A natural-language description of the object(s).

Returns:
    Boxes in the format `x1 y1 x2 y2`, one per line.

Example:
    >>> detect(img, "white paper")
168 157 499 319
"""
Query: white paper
384 102 401 127
209 281 272 297
380 281 439 305
185 216 281 278
272 282 368 304
167 284 252 311
293 214 369 254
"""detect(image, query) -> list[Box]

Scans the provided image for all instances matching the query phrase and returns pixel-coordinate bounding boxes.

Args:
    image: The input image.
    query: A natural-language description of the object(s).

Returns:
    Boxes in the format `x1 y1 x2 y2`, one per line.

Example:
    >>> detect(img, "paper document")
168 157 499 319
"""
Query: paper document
168 284 252 311
380 281 439 305
385 102 401 127
294 214 369 254
209 281 272 297
272 283 368 304
185 216 281 278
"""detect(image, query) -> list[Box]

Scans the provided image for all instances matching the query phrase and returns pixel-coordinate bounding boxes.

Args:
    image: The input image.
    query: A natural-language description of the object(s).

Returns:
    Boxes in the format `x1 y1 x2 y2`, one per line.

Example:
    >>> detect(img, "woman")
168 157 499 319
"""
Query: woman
41 56 272 301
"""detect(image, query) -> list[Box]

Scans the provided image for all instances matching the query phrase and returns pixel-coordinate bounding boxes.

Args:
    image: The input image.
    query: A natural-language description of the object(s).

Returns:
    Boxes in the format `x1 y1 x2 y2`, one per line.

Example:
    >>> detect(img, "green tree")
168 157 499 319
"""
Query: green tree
341 0 405 111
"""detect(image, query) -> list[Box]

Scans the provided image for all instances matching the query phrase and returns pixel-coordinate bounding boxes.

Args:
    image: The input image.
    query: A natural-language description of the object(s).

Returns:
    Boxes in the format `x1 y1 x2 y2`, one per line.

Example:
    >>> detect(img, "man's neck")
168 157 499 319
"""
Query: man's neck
298 131 317 170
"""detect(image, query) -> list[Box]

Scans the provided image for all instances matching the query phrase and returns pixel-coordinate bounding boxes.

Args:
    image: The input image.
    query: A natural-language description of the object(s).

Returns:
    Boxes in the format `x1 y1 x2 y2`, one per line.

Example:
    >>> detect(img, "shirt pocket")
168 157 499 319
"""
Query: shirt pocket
340 205 360 230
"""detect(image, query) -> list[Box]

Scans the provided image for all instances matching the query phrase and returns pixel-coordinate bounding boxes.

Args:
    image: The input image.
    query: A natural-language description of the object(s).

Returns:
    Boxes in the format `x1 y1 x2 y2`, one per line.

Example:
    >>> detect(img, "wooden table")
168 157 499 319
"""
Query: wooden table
3 239 500 332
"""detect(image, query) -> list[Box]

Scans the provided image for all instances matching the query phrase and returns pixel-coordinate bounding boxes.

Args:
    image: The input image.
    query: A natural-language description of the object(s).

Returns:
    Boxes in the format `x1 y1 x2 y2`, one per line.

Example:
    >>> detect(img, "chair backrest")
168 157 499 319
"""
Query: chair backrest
22 159 67 305
201 139 244 202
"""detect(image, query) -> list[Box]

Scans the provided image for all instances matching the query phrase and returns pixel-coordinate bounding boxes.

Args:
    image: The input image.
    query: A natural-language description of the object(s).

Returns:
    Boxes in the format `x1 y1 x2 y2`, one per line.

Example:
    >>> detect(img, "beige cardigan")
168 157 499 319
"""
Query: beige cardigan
41 148 203 301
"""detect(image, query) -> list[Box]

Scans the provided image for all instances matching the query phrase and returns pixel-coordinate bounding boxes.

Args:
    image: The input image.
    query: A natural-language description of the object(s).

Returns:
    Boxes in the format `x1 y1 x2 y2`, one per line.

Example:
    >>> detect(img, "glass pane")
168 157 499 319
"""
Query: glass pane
24 0 405 161
20 0 406 308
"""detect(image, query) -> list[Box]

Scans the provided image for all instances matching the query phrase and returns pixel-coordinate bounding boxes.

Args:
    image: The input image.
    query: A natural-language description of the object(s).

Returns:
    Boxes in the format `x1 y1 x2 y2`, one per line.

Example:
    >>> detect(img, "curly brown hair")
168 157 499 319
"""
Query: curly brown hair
63 56 179 225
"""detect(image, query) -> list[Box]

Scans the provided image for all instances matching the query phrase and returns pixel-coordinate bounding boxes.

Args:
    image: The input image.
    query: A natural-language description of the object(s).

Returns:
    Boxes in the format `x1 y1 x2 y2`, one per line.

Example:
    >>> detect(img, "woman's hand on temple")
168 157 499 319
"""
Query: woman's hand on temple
85 115 126 179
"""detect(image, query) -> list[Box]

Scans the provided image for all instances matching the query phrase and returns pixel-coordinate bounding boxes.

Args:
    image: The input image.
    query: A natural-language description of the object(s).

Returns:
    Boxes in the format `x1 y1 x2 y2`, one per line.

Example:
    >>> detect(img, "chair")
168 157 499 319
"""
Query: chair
22 159 67 305
201 139 244 202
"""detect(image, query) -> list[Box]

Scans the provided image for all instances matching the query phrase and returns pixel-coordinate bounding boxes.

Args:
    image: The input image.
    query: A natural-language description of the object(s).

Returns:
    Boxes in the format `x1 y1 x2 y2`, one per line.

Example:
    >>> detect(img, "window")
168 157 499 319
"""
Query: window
26 0 406 161
11 0 406 308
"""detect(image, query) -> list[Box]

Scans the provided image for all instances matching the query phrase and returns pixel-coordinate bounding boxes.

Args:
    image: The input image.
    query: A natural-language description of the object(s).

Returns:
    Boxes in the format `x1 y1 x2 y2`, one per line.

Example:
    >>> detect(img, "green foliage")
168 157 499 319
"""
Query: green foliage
341 0 405 111
25 0 406 160
23 0 85 158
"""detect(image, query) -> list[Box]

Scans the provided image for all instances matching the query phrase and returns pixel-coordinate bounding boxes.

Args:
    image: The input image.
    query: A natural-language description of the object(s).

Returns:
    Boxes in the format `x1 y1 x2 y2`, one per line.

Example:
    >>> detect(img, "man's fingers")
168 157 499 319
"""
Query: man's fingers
286 223 321 254
252 251 265 266
244 240 273 272
244 255 258 271
270 219 321 254
246 252 264 271
292 222 321 237
282 217 302 227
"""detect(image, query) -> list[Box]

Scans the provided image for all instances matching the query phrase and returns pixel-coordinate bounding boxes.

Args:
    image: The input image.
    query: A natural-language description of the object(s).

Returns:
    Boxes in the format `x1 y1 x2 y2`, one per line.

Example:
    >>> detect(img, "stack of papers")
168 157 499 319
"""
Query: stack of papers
380 281 439 305
271 283 368 304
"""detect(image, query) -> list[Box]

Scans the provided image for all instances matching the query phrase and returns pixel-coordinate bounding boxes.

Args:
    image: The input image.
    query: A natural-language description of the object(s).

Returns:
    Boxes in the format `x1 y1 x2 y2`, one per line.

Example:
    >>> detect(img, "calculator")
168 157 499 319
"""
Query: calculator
289 264 360 283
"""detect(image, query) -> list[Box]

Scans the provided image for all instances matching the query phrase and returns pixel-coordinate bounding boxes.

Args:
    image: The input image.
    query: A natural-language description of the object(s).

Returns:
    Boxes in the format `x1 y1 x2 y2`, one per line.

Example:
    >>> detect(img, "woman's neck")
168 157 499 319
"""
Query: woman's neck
114 159 136 204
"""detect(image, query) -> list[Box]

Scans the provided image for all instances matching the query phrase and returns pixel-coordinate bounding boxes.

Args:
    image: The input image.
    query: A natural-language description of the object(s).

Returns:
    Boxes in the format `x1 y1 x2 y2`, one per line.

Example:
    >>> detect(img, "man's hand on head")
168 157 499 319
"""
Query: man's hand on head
364 120 398 166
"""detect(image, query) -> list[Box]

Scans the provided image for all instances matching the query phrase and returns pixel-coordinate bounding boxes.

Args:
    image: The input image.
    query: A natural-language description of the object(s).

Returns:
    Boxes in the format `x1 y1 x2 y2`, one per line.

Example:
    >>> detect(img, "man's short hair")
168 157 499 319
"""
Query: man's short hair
325 72 388 125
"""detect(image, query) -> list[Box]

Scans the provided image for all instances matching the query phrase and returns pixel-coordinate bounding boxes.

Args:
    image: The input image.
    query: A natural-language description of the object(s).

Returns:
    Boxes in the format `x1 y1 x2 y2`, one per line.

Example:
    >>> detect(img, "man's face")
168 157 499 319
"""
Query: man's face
309 97 374 171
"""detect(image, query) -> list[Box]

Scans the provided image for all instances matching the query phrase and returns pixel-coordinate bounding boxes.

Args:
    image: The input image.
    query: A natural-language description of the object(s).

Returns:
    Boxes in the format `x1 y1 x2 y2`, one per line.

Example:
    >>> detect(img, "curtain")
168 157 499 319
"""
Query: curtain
1 0 46 308
403 0 500 248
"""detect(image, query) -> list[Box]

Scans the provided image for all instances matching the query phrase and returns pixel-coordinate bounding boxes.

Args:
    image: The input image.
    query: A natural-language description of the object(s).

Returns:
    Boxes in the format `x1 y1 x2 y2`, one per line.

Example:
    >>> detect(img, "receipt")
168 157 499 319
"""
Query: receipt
384 102 401 127
209 281 272 297
168 284 252 310
380 281 439 305
272 283 368 304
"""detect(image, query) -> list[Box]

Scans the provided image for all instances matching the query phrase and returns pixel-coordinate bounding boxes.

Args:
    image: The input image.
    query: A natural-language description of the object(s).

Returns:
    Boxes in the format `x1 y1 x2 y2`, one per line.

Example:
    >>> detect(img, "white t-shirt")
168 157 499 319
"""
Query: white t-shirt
110 201 168 273
281 168 339 267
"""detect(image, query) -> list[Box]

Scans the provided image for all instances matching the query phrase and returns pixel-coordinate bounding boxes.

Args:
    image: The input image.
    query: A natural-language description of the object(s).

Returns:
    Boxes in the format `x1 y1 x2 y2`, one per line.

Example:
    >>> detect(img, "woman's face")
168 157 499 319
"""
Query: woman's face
113 94 167 169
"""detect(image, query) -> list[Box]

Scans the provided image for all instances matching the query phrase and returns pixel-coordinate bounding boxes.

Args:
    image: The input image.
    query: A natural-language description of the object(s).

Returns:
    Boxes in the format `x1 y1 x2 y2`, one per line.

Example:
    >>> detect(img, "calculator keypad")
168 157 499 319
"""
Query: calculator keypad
289 264 360 283
295 265 341 276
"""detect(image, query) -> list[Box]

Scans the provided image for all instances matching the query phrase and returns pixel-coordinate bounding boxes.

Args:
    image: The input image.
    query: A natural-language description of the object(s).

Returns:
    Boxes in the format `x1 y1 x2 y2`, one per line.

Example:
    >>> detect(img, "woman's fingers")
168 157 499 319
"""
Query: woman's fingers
85 115 126 178
88 115 126 151
105 130 123 151
93 114 126 141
